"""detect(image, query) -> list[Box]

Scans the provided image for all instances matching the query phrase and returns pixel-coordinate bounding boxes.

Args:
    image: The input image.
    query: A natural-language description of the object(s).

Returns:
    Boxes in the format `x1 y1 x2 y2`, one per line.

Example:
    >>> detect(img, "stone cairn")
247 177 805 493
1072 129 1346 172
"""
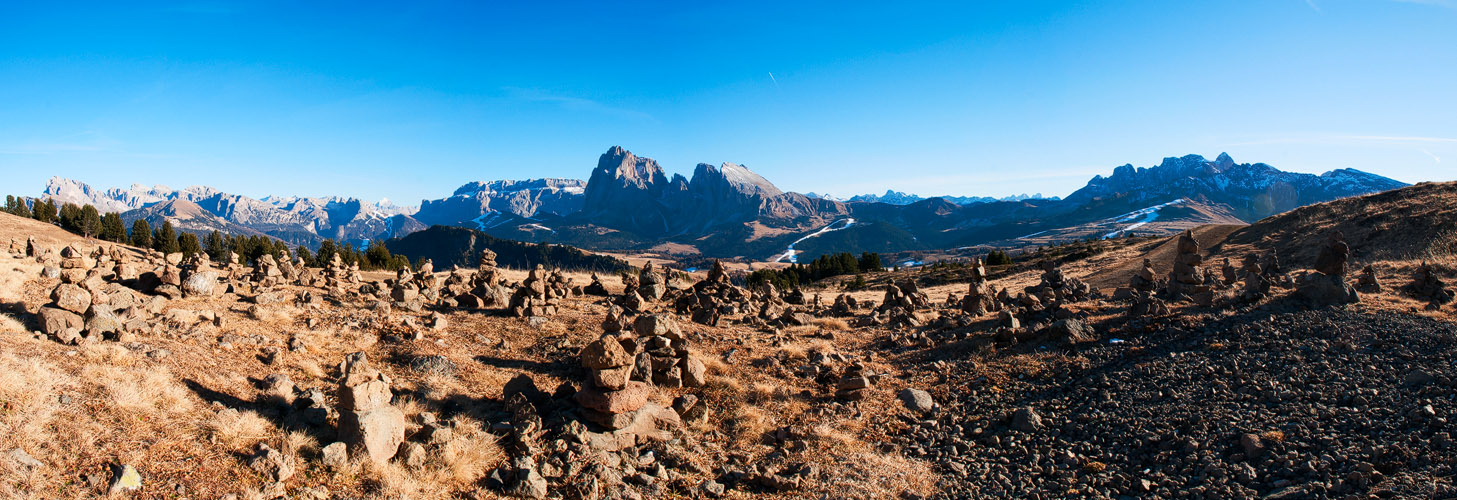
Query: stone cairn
37 245 158 344
509 265 568 317
829 293 860 316
868 279 930 327
252 254 284 288
574 315 688 439
1295 231 1359 306
1356 265 1382 293
582 273 611 296
1130 259 1158 293
638 262 667 301
320 253 351 291
674 260 749 327
1260 249 1284 277
1406 262 1455 309
1167 230 1213 305
1220 258 1239 286
835 362 874 400
179 252 221 298
632 314 708 389
959 257 999 316
1239 254 1271 301
335 352 406 465
1126 259 1169 318
1027 260 1091 305
389 267 422 305
454 249 510 309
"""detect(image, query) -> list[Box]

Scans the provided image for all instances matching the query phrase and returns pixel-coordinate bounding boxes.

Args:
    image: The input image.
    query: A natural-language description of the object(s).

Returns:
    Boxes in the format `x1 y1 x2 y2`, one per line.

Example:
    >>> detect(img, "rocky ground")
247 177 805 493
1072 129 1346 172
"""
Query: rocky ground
1 208 1455 499
890 306 1457 499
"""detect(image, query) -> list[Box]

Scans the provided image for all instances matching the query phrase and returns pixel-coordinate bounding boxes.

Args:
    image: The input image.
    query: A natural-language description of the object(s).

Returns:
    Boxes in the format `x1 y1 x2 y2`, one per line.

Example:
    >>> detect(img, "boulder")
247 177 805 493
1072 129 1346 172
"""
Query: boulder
898 388 936 415
573 382 651 414
181 271 219 297
38 307 83 336
51 284 91 314
580 338 634 370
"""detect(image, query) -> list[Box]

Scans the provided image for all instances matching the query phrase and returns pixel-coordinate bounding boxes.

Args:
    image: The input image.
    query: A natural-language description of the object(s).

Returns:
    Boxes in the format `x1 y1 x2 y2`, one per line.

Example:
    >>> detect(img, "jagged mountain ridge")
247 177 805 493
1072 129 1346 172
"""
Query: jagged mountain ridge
574 146 848 236
835 190 1059 206
43 177 422 247
1065 152 1408 221
413 179 586 227
39 149 1407 261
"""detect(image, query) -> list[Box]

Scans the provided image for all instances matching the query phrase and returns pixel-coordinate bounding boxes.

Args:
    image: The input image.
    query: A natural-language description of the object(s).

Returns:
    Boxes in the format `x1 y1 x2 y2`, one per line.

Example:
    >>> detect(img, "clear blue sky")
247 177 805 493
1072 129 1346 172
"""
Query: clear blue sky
3 1 1454 205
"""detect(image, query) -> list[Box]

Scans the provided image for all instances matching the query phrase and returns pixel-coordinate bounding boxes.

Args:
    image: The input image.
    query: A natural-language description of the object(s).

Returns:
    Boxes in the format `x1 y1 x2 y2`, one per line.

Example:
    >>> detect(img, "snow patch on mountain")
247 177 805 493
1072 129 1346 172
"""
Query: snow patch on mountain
773 218 856 263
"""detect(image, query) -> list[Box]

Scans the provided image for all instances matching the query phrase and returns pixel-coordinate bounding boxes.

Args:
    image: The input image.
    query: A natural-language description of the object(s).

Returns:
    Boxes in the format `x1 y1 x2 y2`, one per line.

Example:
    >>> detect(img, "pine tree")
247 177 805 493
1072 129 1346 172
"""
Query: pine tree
205 231 226 261
58 203 82 233
6 196 33 218
154 221 180 254
317 239 339 267
295 246 314 267
130 219 152 248
99 213 126 242
178 232 201 257
858 252 882 272
366 241 393 269
31 199 56 224
79 205 101 238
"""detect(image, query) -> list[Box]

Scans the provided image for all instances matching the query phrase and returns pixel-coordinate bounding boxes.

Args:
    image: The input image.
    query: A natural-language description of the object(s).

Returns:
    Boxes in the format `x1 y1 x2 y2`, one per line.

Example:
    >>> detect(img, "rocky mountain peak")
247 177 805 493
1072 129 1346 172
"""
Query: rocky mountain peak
1215 152 1235 171
690 162 782 199
594 146 666 187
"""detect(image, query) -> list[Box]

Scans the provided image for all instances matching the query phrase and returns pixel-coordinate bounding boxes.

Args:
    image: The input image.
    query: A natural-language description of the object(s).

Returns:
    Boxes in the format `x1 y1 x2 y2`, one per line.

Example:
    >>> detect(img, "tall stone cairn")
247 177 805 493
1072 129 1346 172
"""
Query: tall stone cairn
253 254 284 288
576 335 652 430
639 262 667 301
960 257 998 316
336 353 406 465
1168 230 1208 302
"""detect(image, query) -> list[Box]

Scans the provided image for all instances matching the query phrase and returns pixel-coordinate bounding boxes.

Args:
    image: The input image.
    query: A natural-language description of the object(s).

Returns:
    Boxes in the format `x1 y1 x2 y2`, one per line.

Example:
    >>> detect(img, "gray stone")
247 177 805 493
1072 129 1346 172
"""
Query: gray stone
898 388 936 414
321 442 348 469
1012 407 1043 432
181 271 219 297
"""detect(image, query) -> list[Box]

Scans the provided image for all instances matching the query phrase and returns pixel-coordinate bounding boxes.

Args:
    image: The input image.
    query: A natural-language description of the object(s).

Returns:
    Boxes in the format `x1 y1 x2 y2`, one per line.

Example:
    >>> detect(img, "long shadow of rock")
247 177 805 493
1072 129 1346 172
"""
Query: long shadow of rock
184 378 338 445
474 354 569 373
1 299 37 331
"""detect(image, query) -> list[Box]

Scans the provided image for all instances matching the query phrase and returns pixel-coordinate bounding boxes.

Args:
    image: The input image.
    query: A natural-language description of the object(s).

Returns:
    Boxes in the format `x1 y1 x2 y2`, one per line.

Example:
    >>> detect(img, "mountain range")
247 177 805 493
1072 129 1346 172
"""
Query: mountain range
37 147 1407 261
806 190 1058 205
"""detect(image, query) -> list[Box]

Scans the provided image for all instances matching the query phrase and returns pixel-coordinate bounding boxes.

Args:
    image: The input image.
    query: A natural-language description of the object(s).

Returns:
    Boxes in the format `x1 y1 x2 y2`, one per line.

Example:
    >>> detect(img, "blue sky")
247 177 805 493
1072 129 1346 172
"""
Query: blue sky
2 1 1454 205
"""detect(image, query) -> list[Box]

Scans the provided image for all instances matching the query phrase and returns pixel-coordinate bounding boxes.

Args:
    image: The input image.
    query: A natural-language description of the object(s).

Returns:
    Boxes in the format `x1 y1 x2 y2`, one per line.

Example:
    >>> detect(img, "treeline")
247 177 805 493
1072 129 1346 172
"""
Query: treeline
384 225 629 272
2 195 410 271
747 252 882 290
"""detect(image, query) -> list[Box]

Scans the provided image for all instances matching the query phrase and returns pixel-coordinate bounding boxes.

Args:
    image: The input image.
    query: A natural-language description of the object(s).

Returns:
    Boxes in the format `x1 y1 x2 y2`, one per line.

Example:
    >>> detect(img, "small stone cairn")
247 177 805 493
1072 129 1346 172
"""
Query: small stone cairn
1295 231 1359 306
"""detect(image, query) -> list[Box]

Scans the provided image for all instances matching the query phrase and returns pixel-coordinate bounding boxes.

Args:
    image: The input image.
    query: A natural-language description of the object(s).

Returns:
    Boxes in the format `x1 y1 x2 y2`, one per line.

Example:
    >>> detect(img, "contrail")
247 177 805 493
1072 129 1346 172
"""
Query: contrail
768 72 780 90
1421 148 1441 163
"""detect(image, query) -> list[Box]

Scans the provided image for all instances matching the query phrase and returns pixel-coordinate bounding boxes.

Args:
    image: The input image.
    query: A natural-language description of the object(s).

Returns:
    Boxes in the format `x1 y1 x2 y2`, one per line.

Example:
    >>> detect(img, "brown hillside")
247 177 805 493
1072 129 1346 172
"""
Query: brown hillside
1214 181 1457 266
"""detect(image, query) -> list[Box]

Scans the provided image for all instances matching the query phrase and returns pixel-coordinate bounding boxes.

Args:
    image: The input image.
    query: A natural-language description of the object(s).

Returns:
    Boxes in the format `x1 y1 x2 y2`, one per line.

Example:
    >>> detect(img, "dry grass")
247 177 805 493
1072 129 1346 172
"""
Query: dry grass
0 212 945 498
0 312 26 335
1262 430 1287 444
203 408 275 449
811 317 850 331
